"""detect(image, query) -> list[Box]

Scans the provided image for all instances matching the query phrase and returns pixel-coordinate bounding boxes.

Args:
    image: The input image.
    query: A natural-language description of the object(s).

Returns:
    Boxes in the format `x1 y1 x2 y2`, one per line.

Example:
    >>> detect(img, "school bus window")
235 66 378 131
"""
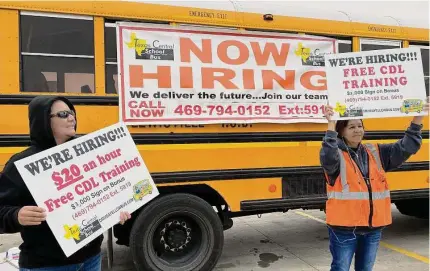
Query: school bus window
425 78 429 96
410 46 429 77
20 12 95 93
104 20 169 94
105 23 118 94
338 40 352 53
410 44 429 95
105 64 118 94
421 48 429 76
359 38 401 51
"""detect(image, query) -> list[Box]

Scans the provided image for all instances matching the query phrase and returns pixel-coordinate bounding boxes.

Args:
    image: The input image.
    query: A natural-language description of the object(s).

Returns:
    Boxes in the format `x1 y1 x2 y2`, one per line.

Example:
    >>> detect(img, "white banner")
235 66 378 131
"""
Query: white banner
116 22 337 124
15 123 159 257
325 47 427 120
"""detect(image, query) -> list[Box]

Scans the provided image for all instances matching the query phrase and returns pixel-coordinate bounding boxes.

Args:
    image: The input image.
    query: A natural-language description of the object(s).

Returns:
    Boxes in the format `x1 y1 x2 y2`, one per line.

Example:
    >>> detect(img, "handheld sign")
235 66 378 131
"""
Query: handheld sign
325 47 427 120
14 122 159 257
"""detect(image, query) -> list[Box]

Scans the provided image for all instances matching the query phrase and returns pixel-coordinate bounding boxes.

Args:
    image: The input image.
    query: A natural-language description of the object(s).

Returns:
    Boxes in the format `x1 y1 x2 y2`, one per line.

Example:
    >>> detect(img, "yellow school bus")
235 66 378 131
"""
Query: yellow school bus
0 1 428 270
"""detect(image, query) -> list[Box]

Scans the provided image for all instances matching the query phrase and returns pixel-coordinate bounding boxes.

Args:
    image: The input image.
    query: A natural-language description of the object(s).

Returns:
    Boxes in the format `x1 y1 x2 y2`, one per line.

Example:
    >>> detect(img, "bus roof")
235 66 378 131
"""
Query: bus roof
132 0 430 30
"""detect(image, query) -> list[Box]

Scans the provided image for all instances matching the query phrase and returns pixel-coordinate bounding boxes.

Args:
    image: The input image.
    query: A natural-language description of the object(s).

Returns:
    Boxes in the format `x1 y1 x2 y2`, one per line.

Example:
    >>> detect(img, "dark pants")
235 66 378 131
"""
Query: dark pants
19 253 101 271
328 227 382 271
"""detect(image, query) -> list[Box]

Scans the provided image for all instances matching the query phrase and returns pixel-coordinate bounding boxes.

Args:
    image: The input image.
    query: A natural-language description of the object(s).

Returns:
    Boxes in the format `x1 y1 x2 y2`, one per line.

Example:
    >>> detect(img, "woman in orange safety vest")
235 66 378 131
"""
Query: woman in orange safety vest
320 98 428 271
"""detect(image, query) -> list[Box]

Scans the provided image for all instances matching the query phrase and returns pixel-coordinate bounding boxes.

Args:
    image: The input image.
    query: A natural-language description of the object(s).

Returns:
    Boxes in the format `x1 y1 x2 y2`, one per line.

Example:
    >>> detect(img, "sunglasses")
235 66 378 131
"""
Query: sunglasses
50 110 76 119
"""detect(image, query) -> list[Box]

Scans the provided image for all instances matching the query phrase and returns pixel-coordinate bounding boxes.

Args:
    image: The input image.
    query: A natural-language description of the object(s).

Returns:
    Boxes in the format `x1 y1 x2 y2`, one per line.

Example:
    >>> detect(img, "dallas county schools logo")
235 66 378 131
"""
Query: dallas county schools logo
294 42 326 66
125 32 175 61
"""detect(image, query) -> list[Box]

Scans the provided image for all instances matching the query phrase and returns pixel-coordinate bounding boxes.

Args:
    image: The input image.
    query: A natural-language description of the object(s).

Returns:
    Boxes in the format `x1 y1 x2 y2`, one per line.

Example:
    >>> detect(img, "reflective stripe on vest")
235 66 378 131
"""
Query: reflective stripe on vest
333 144 389 200
337 148 349 192
364 143 382 171
327 190 390 200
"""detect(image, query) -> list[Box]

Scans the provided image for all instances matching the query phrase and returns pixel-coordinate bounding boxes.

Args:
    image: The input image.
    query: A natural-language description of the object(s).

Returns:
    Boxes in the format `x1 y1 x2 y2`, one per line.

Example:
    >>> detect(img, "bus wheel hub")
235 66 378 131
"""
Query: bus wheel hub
159 220 192 252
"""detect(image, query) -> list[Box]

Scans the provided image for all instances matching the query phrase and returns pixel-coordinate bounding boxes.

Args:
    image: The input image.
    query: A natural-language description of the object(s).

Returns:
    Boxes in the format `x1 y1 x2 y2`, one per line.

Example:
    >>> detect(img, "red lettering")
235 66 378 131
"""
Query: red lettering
129 65 171 88
251 42 290 66
202 67 238 89
217 40 249 65
75 183 85 196
301 71 327 91
180 66 193 88
180 38 212 63
343 68 350 77
262 70 295 90
243 69 255 89
279 105 287 114
44 192 74 212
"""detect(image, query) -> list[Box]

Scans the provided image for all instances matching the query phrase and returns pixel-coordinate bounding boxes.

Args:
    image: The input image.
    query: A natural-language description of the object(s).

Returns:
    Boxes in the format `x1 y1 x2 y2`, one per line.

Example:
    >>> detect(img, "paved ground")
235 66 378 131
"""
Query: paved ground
1 206 428 270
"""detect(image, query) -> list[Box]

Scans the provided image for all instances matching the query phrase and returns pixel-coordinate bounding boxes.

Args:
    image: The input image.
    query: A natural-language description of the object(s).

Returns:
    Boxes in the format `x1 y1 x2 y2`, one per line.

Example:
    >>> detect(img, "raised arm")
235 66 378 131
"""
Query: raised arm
320 105 341 186
378 99 428 171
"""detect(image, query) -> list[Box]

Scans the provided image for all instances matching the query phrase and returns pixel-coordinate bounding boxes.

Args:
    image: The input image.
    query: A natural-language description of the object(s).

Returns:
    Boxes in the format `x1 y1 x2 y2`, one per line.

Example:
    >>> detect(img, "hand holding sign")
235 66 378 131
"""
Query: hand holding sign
119 211 131 225
411 96 430 126
324 105 335 122
17 206 46 226
14 122 159 257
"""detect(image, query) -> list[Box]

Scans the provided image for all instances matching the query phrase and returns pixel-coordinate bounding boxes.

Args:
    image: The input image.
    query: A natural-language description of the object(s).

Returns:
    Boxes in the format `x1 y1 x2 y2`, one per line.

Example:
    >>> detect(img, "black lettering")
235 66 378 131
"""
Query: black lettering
107 131 117 142
51 152 67 166
366 55 375 64
86 139 99 151
73 144 86 157
398 53 407 61
24 162 41 176
389 54 398 62
328 58 340 67
378 55 386 63
61 149 73 161
39 157 52 171
96 134 110 146
81 141 90 153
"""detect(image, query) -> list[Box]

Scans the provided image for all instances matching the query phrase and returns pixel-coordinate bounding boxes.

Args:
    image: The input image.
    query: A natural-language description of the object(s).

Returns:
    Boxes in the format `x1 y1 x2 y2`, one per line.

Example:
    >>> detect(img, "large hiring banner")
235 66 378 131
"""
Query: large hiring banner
14 123 159 257
116 22 336 124
325 47 427 120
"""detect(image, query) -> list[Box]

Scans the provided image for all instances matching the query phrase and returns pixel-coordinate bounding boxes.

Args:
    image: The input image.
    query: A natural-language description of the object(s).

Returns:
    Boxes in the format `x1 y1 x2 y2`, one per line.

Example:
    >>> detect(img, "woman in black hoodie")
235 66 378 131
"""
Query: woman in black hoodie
0 96 130 270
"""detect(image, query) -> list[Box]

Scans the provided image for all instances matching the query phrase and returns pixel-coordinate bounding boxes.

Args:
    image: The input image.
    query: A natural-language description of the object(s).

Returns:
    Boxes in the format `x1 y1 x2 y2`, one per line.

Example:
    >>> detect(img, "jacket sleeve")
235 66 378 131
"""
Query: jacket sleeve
378 122 423 172
0 170 22 234
320 130 341 186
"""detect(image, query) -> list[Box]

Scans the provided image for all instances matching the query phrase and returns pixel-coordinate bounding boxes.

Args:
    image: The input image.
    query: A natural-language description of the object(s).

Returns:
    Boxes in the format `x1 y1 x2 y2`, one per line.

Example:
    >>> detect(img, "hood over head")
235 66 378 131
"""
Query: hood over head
28 96 77 149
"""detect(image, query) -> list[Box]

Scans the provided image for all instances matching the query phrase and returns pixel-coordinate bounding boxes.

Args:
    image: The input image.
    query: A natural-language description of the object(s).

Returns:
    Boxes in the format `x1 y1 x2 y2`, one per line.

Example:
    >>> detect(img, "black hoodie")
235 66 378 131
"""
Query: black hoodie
0 96 103 268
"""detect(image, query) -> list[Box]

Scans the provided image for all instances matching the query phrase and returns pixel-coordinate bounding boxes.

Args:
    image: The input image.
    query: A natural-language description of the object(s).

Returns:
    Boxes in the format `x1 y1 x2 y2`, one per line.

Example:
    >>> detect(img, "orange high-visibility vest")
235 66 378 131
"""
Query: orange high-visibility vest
325 143 392 227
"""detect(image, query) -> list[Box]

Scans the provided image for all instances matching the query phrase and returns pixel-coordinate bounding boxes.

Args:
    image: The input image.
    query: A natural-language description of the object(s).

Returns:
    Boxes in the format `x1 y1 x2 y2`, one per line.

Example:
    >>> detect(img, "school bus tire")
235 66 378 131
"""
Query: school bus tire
129 193 224 271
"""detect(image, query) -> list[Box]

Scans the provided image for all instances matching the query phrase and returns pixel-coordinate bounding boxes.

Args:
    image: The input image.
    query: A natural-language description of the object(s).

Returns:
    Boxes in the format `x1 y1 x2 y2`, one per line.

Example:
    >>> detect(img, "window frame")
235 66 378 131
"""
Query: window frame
409 44 430 76
409 43 429 95
105 22 118 65
359 38 402 51
337 39 352 53
19 11 95 94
